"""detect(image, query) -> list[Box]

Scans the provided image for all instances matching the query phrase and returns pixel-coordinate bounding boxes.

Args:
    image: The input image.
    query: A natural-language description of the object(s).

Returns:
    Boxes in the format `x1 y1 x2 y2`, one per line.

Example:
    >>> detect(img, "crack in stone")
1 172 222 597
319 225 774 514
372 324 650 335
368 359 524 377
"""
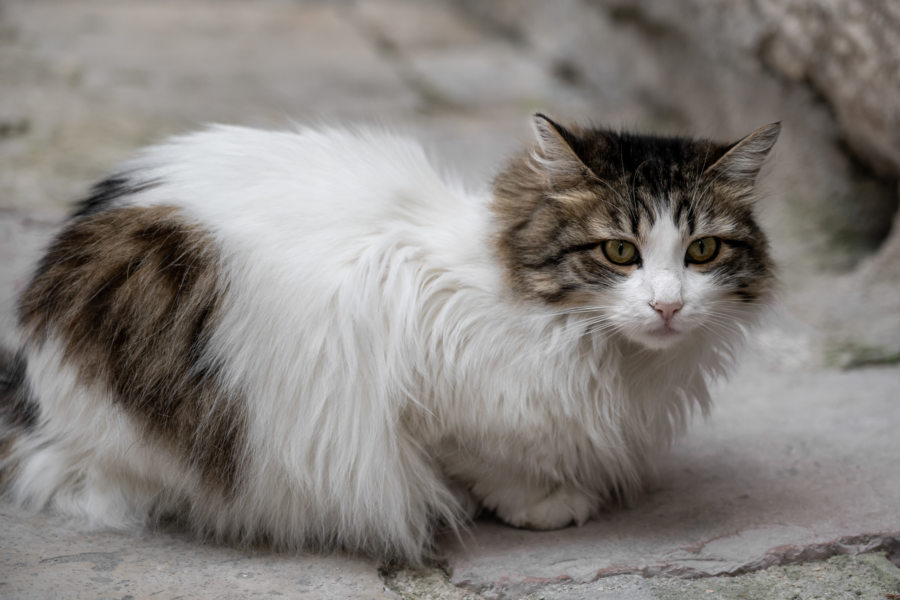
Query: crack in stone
708 533 900 579
450 532 900 598
590 532 900 581
38 551 125 573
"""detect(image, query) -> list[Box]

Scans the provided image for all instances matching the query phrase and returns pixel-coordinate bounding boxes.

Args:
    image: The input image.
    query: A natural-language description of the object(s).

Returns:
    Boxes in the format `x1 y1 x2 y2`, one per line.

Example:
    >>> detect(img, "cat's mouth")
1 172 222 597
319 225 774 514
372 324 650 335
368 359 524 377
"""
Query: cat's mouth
648 323 679 337
635 322 685 349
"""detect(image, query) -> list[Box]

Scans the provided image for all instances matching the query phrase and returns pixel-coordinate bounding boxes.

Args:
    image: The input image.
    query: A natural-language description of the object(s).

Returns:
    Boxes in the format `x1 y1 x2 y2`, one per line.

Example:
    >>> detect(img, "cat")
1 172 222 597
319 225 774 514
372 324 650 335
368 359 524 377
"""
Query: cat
0 114 778 564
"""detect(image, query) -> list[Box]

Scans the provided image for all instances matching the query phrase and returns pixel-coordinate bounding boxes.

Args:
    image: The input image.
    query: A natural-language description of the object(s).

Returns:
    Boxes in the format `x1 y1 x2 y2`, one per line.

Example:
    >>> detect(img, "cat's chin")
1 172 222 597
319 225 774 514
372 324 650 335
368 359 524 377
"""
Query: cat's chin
630 325 688 350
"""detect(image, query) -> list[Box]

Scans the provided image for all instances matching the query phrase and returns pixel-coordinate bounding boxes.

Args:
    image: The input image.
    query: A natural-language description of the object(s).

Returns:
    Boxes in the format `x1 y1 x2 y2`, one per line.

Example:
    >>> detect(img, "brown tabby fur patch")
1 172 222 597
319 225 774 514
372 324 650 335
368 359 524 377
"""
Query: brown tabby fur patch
18 205 246 494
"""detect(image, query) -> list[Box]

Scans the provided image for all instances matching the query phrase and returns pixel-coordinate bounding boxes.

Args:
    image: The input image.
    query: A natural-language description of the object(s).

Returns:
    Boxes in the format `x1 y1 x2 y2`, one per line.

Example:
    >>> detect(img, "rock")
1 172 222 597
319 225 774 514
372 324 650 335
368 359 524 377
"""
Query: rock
522 553 900 600
817 197 900 367
757 0 900 179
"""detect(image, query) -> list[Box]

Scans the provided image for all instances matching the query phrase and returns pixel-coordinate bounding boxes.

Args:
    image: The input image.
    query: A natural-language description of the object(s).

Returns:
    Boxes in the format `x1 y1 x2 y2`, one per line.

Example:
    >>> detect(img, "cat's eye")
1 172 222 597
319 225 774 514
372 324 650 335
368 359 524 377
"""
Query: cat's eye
601 239 639 266
686 236 720 264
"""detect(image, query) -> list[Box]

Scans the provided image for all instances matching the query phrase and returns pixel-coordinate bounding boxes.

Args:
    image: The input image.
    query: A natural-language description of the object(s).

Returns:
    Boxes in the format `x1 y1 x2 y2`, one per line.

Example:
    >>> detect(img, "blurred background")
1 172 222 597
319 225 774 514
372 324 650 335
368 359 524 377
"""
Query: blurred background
1 0 898 365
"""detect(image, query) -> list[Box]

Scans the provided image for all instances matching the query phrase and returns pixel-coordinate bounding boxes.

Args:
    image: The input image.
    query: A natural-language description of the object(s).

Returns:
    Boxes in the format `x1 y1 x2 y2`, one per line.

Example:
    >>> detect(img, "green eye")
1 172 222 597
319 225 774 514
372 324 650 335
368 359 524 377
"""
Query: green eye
601 239 639 265
686 236 720 264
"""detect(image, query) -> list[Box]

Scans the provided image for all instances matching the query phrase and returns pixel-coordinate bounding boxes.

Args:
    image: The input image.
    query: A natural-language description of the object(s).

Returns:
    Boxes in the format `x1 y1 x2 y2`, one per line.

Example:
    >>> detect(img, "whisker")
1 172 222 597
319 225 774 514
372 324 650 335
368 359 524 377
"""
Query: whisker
590 176 628 205
555 316 621 339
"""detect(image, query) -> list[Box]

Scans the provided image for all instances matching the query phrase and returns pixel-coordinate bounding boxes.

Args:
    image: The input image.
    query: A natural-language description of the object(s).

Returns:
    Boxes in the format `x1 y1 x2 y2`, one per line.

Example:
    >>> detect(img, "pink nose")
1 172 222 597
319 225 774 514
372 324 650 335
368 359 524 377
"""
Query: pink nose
651 300 683 322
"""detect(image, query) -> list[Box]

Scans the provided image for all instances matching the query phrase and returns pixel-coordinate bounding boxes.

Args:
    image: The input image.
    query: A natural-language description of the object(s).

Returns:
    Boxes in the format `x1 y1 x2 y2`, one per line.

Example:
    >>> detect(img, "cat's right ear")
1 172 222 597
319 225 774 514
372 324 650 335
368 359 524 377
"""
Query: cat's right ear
531 113 594 188
703 122 781 196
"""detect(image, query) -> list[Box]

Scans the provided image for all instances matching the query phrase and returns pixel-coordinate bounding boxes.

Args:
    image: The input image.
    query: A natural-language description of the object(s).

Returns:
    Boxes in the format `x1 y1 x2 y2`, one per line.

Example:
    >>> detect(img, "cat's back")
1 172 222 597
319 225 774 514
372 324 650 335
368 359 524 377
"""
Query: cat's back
104 125 471 244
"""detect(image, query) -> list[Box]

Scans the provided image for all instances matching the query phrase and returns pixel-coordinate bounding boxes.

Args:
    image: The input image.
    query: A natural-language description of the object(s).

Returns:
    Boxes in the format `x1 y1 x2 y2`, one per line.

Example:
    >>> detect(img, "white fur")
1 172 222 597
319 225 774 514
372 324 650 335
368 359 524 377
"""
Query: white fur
3 125 761 562
612 218 737 350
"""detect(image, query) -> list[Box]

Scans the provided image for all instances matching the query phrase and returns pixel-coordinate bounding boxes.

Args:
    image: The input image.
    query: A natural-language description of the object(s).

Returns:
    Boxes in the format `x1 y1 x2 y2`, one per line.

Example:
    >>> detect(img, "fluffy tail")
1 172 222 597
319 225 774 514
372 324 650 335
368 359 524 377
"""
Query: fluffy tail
0 348 39 487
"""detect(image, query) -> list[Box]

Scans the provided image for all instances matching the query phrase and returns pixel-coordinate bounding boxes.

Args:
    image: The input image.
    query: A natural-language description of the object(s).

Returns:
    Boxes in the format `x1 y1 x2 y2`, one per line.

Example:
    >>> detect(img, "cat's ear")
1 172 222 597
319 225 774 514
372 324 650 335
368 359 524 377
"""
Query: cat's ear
703 122 780 193
531 113 595 188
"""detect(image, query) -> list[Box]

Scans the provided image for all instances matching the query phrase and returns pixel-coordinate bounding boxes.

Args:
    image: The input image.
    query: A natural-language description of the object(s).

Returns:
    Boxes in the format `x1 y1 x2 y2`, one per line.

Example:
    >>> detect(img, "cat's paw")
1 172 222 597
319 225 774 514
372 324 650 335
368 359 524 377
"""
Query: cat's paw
497 488 594 530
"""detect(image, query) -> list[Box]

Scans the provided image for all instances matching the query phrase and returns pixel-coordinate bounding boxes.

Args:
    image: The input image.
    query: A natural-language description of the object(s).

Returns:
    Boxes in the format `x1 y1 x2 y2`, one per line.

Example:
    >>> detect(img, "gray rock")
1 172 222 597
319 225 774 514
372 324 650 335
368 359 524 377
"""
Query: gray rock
757 0 900 179
520 553 900 600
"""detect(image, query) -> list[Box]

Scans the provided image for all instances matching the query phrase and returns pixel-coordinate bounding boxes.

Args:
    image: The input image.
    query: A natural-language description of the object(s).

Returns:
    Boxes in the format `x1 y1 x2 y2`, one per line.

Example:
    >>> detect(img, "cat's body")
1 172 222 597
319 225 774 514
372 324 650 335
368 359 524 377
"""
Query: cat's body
0 116 778 562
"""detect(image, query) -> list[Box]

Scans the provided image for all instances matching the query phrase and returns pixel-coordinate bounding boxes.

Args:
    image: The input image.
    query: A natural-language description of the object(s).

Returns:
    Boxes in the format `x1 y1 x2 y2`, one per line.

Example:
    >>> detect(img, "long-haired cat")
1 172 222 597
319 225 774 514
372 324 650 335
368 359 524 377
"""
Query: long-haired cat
0 115 778 563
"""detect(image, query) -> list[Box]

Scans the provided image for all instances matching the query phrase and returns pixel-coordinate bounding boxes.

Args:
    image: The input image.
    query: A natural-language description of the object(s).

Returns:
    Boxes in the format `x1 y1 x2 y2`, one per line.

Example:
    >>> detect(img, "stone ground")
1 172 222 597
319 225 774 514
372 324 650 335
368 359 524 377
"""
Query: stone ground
1 1 899 598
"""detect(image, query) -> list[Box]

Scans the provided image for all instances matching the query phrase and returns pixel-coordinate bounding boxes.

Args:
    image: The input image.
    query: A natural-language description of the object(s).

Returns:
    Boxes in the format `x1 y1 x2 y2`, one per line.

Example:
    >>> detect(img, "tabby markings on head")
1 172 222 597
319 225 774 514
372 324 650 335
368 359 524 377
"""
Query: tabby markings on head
491 114 778 307
18 202 246 494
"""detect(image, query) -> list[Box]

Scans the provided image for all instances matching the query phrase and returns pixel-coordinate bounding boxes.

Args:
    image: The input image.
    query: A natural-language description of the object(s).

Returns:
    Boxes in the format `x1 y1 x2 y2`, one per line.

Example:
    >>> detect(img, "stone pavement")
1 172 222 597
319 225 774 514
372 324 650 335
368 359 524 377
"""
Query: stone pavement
1 503 394 600
1 1 899 598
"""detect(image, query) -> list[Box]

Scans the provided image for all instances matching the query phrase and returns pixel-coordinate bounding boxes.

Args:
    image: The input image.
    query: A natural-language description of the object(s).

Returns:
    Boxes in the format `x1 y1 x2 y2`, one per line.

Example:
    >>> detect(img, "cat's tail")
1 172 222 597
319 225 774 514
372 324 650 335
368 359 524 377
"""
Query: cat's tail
0 347 40 490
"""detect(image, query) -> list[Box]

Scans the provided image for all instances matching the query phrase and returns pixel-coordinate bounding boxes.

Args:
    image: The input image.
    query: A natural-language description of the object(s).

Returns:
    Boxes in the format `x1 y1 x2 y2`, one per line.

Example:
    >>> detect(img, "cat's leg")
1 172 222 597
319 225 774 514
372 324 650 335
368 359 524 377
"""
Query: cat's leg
2 341 180 530
12 442 158 529
474 477 596 530
8 418 183 531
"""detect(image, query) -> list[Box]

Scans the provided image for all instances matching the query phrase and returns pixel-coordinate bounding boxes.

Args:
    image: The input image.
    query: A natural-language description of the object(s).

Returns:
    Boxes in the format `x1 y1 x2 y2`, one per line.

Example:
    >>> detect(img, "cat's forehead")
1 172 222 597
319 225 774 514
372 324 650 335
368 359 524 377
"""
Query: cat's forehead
578 183 746 242
570 131 741 237
577 129 723 185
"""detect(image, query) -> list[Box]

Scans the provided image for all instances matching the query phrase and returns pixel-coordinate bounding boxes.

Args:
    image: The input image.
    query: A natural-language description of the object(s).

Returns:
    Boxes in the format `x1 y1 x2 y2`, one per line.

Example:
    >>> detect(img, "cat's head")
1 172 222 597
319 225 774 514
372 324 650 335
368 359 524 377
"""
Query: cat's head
492 114 779 350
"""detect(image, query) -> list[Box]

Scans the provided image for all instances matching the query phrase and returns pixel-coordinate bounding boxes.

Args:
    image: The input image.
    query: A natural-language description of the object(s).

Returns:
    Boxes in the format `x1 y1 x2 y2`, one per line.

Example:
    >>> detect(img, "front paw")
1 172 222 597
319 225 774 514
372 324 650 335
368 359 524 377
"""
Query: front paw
496 488 595 530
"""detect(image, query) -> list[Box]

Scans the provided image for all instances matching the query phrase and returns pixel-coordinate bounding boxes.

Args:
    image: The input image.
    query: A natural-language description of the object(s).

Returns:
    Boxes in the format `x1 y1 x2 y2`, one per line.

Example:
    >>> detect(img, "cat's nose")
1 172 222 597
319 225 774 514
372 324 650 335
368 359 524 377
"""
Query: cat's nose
650 300 683 322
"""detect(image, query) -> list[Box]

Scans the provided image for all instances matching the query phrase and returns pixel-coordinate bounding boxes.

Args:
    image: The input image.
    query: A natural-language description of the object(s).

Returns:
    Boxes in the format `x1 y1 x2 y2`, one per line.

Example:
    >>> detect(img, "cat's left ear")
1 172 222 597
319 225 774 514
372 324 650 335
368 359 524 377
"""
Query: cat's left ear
703 122 781 194
531 113 596 188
